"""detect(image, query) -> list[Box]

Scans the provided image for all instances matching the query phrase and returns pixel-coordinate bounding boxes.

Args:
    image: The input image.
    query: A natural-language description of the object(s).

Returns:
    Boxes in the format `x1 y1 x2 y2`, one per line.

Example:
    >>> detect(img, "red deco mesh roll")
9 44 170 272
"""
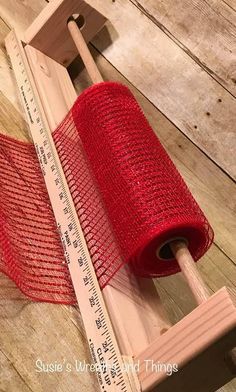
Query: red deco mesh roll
0 82 213 303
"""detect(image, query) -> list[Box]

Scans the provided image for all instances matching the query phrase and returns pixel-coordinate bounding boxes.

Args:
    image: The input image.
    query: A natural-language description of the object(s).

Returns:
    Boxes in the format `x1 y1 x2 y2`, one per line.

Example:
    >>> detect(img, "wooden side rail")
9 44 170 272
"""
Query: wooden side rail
24 0 106 67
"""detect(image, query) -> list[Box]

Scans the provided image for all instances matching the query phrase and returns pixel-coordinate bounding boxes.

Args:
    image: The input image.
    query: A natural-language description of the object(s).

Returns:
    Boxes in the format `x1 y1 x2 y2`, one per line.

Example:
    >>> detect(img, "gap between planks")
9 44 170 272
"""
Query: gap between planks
129 0 236 97
88 0 236 181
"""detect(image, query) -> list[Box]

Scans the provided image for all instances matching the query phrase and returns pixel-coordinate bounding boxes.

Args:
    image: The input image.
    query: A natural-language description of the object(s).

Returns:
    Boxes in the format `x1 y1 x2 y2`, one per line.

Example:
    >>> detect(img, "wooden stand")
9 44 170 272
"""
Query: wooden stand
6 1 236 391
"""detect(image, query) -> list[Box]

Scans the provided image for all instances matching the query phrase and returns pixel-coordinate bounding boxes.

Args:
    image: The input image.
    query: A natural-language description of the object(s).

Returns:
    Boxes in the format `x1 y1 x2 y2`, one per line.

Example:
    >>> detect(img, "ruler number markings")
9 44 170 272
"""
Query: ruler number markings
6 30 133 392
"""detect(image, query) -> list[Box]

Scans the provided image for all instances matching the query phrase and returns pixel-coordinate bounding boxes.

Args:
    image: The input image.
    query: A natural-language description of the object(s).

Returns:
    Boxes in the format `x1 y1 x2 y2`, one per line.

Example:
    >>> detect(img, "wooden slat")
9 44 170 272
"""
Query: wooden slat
0 0 44 33
88 0 236 180
0 91 29 140
130 0 236 96
0 349 33 392
222 0 236 12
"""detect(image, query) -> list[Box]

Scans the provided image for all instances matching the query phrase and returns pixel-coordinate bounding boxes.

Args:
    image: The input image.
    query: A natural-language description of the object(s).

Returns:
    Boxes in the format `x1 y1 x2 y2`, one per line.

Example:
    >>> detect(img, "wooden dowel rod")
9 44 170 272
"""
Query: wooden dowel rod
67 18 103 85
170 240 210 305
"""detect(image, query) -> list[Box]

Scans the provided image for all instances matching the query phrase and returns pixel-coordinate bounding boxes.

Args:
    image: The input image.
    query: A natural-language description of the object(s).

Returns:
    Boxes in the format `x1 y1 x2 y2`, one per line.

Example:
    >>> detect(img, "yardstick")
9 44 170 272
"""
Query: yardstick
5 30 135 392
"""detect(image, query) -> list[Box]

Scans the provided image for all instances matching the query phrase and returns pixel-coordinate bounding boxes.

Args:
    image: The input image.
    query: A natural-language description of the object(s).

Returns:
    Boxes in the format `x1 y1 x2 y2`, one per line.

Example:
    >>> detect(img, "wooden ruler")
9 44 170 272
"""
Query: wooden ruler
5 29 135 392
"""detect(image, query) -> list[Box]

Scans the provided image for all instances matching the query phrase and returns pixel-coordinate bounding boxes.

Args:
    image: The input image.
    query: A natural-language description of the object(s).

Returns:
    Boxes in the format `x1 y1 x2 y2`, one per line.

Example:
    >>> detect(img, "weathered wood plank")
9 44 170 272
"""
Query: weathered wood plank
88 0 236 180
222 0 236 12
129 0 236 95
0 301 98 392
0 91 29 140
0 349 33 392
0 0 44 33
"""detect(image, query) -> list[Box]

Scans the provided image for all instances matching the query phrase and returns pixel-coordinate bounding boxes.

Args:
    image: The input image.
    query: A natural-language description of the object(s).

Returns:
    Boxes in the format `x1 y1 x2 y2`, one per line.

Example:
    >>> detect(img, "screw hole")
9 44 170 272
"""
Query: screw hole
160 327 169 335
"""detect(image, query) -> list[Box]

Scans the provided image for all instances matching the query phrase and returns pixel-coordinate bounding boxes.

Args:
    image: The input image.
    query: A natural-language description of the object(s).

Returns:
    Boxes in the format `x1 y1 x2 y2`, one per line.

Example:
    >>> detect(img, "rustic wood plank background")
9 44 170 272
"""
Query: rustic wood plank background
0 0 235 391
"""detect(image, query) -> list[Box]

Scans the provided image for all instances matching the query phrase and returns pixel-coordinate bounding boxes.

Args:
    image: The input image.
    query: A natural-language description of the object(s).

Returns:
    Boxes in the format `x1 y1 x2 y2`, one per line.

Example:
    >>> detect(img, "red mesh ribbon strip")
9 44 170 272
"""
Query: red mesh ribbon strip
0 82 214 303
0 135 75 303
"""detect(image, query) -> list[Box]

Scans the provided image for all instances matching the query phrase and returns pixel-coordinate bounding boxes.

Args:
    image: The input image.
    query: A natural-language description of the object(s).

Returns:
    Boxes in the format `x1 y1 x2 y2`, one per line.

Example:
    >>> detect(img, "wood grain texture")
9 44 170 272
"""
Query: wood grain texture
170 240 211 305
222 0 236 12
136 287 236 391
0 1 236 391
67 18 103 82
0 18 25 114
25 45 77 130
0 0 44 34
130 0 236 96
0 300 98 392
25 0 106 66
88 0 236 180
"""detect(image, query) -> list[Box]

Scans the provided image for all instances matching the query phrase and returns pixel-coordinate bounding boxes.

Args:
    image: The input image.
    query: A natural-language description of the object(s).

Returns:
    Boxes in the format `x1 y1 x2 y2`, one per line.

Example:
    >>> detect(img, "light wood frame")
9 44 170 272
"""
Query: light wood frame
6 1 236 391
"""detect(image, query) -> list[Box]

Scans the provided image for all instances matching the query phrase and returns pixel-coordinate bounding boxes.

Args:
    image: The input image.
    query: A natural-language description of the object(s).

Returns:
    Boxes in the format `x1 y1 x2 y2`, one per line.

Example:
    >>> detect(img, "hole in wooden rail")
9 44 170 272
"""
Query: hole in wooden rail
160 327 168 335
194 125 198 129
218 98 222 103
68 14 86 30
206 112 210 116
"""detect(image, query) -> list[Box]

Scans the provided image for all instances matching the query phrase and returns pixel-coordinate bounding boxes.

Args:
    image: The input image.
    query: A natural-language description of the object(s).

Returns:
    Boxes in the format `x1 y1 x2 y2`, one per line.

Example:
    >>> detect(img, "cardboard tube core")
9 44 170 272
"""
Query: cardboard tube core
156 237 188 261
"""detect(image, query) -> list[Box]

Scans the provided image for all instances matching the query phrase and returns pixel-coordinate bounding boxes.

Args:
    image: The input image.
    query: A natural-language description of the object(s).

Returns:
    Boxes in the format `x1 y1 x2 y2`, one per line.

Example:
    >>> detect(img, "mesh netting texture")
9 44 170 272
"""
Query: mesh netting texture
0 82 214 303
0 135 75 303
